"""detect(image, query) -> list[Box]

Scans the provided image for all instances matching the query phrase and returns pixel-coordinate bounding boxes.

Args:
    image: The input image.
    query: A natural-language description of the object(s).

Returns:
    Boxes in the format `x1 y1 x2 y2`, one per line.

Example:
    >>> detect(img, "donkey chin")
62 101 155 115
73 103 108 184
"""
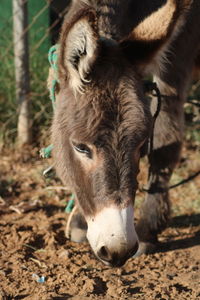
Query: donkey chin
85 204 139 267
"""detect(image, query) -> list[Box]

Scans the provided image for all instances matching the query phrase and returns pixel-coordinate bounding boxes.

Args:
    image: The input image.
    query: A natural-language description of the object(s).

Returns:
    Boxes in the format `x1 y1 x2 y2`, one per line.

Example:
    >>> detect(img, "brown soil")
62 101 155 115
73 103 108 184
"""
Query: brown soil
0 146 200 300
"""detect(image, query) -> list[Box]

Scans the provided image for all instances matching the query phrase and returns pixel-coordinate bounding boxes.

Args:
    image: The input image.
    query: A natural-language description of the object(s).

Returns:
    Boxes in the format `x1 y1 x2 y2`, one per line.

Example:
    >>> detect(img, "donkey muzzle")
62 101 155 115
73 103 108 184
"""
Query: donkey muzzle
86 204 138 267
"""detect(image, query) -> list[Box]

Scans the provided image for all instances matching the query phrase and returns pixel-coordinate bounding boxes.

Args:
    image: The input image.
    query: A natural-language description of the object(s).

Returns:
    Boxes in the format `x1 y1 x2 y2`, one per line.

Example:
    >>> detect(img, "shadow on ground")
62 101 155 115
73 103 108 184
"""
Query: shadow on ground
158 213 200 253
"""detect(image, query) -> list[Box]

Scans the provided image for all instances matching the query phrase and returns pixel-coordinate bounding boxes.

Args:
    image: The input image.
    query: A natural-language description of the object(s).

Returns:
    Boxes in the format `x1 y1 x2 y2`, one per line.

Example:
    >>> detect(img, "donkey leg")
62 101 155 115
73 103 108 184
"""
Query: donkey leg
136 74 190 254
65 207 88 243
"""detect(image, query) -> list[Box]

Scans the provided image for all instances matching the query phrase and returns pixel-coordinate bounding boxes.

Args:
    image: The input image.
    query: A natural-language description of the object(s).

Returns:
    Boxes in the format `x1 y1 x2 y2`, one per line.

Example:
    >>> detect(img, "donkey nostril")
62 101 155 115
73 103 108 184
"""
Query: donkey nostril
97 246 112 262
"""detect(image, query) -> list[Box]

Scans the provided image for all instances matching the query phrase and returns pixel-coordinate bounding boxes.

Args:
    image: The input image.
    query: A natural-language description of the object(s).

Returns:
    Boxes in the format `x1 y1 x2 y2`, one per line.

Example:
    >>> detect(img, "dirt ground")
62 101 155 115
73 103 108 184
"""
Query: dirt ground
0 146 200 300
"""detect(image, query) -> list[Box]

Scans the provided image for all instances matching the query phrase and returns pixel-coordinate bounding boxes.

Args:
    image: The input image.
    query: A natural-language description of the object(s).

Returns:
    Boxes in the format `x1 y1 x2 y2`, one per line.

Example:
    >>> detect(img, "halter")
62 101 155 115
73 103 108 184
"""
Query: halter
41 45 162 213
40 45 59 159
143 81 162 159
42 44 200 213
48 44 59 108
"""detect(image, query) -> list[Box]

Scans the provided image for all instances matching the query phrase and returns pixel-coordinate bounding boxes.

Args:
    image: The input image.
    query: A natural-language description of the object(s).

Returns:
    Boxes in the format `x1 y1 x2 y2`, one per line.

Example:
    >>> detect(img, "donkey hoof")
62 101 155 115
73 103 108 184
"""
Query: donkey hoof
65 210 88 243
68 227 87 243
133 241 157 257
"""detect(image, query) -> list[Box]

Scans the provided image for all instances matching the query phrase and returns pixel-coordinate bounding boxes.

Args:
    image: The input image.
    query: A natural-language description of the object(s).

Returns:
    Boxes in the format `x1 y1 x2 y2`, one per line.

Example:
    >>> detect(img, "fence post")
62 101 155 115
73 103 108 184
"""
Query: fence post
13 0 31 146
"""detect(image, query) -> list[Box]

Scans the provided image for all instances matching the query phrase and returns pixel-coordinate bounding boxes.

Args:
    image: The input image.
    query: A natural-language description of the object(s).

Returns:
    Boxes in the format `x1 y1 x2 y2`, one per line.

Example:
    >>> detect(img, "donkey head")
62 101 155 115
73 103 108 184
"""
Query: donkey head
52 4 178 266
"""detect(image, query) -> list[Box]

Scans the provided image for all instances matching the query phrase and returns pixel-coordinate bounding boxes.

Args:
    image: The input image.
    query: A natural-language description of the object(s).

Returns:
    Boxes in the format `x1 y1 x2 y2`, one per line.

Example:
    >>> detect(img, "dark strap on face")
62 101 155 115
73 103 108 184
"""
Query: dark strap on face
143 81 162 161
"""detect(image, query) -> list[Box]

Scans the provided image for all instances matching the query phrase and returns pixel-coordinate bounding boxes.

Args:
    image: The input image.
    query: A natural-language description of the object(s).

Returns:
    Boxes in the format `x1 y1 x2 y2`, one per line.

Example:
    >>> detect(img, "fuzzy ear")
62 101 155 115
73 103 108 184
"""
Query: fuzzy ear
59 8 98 93
120 0 184 73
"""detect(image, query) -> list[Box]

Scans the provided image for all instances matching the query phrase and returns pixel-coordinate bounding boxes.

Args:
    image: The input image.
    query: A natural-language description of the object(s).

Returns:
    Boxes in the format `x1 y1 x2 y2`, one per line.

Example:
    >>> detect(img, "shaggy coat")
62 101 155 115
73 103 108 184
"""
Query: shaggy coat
50 0 200 265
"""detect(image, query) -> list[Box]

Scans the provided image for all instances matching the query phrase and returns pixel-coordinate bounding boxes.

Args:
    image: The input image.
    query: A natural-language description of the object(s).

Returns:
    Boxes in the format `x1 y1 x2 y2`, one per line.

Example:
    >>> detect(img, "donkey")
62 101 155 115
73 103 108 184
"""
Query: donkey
51 0 200 267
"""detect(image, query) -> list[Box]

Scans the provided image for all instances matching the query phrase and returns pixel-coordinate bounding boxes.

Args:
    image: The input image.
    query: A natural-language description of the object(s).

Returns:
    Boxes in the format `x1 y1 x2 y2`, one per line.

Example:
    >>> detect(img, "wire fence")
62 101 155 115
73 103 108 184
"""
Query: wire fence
0 0 70 146
0 0 199 148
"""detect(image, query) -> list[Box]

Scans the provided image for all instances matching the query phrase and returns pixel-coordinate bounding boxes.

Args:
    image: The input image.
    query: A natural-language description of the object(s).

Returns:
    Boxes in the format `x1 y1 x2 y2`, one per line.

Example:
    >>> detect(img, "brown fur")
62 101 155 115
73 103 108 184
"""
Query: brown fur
51 0 200 251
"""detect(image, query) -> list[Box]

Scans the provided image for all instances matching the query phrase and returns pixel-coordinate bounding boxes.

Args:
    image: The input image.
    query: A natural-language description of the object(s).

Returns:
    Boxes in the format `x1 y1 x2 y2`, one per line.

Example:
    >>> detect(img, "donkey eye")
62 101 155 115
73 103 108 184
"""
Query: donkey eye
73 143 92 158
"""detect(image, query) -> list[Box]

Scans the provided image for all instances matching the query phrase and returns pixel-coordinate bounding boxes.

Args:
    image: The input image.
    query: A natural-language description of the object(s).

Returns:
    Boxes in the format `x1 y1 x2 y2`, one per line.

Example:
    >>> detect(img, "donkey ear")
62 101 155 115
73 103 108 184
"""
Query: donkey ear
120 0 179 73
59 9 98 93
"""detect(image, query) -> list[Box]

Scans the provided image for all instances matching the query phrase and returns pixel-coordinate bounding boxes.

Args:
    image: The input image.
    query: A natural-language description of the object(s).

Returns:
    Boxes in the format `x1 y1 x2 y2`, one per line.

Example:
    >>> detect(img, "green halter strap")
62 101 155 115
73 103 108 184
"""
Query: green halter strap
40 44 59 159
40 44 75 213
